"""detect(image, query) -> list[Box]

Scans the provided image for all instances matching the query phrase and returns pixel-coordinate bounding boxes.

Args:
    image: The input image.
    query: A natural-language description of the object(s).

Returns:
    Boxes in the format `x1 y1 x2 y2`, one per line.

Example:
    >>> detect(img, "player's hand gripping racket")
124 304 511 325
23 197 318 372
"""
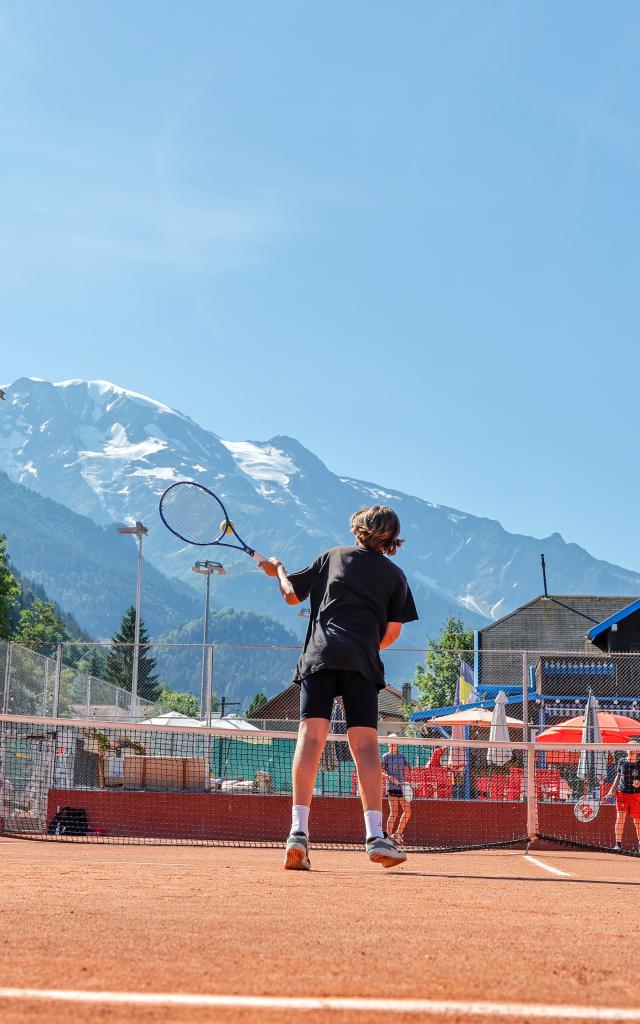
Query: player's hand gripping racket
159 481 278 576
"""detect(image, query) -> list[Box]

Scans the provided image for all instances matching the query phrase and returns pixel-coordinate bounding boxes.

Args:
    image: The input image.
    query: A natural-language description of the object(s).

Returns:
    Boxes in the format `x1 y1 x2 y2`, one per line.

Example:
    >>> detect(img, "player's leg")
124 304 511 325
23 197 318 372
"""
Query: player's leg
284 672 335 871
292 717 331 809
341 672 406 868
386 794 400 837
631 799 640 848
394 796 412 843
348 725 383 814
614 796 627 850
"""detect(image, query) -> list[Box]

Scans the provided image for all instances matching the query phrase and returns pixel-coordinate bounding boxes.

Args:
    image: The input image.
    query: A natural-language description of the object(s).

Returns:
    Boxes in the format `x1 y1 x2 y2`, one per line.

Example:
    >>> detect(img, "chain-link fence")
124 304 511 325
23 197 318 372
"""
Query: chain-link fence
0 641 156 721
2 642 640 732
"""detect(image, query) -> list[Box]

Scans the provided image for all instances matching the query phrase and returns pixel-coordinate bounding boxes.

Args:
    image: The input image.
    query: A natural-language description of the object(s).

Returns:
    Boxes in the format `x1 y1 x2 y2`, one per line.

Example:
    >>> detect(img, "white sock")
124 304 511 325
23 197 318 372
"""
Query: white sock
364 809 384 840
291 804 310 837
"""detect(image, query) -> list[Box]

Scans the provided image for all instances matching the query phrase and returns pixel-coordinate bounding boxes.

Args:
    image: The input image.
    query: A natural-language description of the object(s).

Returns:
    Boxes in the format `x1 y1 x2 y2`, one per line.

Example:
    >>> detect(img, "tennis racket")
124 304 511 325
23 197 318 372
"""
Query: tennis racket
402 782 414 803
159 481 278 576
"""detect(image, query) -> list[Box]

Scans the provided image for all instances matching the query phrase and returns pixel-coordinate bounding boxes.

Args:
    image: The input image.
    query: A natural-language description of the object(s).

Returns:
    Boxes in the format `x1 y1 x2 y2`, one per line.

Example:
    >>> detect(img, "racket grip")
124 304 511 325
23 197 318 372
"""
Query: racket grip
252 552 280 577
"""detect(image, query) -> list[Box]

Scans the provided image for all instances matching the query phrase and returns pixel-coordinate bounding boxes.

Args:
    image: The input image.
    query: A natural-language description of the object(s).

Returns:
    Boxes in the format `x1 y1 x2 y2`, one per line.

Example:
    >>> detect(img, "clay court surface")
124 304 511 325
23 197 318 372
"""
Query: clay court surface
1 838 639 1024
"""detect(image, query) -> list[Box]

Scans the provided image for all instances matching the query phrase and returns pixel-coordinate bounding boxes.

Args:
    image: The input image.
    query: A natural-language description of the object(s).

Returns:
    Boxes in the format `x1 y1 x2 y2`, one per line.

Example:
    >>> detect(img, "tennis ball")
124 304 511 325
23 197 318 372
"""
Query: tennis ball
219 519 234 535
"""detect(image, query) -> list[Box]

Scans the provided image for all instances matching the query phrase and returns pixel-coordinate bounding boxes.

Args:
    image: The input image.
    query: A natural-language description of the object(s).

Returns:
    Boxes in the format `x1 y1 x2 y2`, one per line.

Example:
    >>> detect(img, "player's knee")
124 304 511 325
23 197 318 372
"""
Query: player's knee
298 719 327 747
348 730 378 758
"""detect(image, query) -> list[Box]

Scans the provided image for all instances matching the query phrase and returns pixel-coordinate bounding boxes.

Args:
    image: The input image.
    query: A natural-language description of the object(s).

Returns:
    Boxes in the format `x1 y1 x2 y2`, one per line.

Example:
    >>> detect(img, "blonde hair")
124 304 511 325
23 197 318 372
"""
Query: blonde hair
349 505 404 556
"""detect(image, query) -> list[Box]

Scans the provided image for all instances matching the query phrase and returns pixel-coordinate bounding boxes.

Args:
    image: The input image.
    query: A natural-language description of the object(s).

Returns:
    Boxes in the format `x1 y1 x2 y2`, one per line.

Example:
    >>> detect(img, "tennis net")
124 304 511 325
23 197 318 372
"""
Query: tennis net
0 714 637 855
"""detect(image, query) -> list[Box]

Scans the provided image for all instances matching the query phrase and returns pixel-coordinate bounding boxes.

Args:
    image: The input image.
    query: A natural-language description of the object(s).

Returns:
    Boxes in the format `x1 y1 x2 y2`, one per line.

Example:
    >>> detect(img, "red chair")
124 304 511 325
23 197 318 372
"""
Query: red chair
477 775 491 800
508 767 524 801
536 768 562 802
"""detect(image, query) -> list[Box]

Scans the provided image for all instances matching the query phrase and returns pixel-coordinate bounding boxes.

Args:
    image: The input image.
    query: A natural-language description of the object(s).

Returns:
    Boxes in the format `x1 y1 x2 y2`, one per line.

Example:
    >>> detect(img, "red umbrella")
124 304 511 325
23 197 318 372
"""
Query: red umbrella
536 711 640 745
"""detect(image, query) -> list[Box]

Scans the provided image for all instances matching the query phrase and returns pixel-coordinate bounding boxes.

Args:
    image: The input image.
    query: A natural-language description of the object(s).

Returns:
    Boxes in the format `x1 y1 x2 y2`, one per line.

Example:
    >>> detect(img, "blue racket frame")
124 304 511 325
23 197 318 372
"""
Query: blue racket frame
158 481 256 555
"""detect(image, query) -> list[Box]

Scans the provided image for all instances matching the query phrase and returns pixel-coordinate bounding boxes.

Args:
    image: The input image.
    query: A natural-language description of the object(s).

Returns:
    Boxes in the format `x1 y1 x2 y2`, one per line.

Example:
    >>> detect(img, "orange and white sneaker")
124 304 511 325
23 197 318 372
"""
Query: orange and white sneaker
284 832 311 870
366 833 407 868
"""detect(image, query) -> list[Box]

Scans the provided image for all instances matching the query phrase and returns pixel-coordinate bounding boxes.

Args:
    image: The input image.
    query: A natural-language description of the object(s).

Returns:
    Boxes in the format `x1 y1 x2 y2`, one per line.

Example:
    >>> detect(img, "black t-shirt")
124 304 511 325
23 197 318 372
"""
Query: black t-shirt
617 756 640 794
288 545 419 689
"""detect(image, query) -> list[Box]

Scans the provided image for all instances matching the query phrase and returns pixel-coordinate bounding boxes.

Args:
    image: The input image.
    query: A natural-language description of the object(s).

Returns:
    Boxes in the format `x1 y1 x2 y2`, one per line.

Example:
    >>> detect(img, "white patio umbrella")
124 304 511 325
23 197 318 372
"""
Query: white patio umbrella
443 722 467 771
486 690 513 767
144 711 204 727
576 693 608 790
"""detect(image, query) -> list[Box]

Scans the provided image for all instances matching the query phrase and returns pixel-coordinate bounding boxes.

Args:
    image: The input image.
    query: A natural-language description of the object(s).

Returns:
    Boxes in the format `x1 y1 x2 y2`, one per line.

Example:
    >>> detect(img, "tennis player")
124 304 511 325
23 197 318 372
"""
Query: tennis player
268 505 418 870
604 739 640 852
382 734 412 845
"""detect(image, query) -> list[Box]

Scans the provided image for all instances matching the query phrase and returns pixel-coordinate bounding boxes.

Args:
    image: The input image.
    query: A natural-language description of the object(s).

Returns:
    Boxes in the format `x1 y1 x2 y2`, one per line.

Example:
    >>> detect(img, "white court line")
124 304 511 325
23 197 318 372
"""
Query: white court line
523 854 574 878
0 989 639 1019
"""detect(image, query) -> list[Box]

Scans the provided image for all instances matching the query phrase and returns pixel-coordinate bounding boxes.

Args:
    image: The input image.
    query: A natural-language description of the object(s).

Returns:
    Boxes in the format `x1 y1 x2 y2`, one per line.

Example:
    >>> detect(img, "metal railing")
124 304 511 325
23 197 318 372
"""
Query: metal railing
0 641 155 722
1 642 639 728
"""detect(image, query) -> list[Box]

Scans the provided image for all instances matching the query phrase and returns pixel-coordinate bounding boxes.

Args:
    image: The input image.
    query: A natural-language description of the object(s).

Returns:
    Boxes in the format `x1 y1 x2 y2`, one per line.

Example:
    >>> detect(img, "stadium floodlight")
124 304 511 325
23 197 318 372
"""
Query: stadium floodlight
192 560 225 724
116 521 149 720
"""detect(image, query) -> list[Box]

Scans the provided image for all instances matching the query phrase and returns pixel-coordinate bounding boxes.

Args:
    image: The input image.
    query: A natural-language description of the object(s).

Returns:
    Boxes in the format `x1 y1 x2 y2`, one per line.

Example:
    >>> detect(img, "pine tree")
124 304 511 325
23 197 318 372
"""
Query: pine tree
105 606 160 702
87 648 105 680
246 690 268 717
0 534 20 640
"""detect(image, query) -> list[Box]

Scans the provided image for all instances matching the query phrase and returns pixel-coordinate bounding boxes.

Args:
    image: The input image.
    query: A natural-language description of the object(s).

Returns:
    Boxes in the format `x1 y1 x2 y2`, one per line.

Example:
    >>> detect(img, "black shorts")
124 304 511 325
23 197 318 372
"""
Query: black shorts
299 669 379 730
387 788 403 798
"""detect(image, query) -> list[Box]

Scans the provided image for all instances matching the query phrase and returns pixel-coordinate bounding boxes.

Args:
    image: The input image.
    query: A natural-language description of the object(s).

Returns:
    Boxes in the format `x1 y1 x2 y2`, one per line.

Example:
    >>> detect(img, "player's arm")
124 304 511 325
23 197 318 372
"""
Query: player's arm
604 769 621 800
267 559 301 606
380 622 402 649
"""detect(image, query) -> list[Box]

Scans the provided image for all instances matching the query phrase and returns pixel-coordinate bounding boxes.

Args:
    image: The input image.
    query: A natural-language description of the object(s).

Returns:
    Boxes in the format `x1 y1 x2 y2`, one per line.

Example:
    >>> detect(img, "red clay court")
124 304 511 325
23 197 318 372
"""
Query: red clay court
2 838 640 1024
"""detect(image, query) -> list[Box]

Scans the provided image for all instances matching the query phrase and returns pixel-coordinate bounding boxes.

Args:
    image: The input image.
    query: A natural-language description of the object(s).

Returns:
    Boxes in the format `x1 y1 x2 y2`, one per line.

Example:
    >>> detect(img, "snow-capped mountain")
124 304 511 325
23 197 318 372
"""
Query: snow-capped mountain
2 376 640 641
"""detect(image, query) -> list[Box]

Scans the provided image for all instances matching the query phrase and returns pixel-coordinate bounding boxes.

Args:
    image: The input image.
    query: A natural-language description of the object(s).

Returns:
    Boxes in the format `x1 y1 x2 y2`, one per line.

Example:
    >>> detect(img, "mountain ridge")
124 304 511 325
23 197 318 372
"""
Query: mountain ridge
2 376 639 643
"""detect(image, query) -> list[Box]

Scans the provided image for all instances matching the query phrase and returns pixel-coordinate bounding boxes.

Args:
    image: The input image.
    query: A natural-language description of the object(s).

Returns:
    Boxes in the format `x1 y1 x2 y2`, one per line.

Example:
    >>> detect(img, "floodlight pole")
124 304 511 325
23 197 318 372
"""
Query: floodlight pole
117 521 148 721
192 561 225 720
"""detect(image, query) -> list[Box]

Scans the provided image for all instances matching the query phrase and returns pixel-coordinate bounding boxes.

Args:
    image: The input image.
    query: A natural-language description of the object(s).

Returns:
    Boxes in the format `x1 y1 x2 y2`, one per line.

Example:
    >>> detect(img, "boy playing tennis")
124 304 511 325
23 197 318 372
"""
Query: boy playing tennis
268 505 418 870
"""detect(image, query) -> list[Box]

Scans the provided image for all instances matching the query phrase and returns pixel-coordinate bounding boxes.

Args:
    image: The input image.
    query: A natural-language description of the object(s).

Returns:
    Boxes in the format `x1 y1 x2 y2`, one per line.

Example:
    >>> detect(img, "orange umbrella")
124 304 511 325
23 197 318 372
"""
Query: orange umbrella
422 707 524 728
536 711 640 745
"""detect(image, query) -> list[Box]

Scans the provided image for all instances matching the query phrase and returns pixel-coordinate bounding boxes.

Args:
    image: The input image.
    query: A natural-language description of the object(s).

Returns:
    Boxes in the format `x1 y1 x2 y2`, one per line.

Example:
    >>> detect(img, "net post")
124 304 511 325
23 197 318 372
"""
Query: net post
522 653 538 842
526 740 538 842
2 641 12 714
52 643 63 718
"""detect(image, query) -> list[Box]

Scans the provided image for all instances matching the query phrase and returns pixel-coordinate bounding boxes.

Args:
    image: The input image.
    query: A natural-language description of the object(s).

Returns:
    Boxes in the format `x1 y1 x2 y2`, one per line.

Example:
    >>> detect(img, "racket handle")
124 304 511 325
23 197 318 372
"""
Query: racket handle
252 552 280 577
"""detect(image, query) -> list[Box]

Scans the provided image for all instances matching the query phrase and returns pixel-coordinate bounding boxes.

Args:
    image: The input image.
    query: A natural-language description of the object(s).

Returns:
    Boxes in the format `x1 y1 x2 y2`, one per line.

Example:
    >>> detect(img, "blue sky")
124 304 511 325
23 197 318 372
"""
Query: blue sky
1 2 639 570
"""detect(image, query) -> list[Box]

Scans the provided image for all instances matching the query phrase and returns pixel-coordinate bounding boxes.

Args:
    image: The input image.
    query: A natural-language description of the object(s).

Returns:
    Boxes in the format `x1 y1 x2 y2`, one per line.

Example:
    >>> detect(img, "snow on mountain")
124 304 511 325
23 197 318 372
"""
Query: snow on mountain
220 439 299 489
2 376 640 642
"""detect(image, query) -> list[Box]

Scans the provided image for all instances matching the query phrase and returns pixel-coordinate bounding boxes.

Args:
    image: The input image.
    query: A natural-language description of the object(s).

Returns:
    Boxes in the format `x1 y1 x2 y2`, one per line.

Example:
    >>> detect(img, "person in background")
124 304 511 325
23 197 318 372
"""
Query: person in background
382 734 412 845
604 739 640 852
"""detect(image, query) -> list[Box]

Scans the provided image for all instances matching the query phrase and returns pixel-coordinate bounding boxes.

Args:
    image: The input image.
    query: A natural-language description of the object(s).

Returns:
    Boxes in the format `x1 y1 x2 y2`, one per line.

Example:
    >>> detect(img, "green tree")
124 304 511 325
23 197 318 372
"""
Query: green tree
105 606 160 702
0 534 20 640
413 616 474 710
159 687 200 718
246 690 268 717
13 599 69 652
87 648 105 680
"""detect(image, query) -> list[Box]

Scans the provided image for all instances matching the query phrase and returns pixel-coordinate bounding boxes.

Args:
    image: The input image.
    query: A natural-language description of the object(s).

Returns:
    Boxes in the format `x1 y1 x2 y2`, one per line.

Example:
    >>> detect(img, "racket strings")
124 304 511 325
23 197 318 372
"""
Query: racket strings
160 483 228 546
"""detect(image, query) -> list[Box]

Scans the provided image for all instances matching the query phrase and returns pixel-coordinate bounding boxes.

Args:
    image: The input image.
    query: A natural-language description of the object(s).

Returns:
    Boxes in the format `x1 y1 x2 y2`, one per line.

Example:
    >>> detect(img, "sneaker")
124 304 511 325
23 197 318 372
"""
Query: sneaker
284 831 310 871
366 833 407 868
614 841 623 852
